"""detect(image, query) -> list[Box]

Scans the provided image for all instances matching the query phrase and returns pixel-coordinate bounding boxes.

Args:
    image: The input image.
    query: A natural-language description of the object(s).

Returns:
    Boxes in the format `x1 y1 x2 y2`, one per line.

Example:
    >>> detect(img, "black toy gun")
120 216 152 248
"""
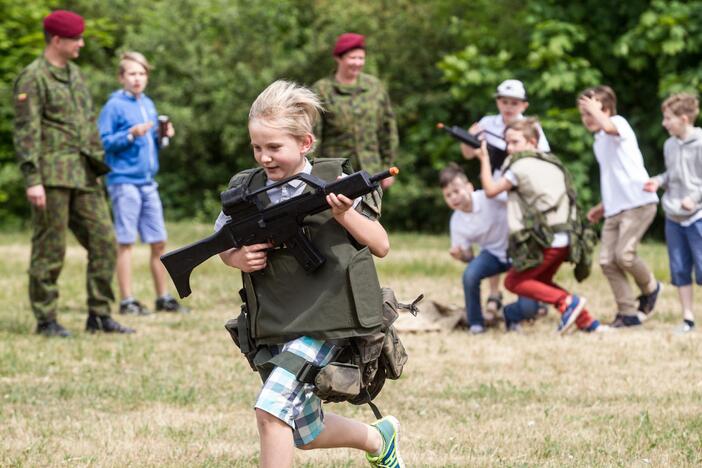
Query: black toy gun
436 122 508 170
161 166 399 298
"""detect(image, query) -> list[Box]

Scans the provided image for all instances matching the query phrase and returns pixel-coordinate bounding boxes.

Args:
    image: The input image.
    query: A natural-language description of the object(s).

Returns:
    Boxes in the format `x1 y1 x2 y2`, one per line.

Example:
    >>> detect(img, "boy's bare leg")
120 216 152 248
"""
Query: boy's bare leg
116 244 133 299
149 241 168 297
256 409 295 468
299 412 382 452
678 285 694 322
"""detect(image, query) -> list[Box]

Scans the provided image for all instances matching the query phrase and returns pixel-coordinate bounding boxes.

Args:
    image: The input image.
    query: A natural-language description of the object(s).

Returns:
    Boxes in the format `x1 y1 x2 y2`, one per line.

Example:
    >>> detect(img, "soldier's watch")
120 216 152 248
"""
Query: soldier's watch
127 133 135 143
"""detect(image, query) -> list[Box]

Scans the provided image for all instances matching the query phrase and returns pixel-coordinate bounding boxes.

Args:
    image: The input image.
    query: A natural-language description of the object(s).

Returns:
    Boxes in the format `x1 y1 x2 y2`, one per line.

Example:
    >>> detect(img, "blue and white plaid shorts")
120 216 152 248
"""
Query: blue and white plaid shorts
255 336 337 446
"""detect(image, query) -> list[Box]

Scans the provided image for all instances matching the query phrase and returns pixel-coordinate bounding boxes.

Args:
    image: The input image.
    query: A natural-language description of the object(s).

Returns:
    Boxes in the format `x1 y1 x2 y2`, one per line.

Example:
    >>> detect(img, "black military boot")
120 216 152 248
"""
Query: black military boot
36 320 71 337
86 314 135 334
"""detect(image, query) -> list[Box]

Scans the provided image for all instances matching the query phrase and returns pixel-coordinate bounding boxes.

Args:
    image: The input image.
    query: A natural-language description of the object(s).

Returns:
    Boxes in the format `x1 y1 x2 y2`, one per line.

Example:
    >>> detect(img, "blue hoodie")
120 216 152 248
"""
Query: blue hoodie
98 90 160 185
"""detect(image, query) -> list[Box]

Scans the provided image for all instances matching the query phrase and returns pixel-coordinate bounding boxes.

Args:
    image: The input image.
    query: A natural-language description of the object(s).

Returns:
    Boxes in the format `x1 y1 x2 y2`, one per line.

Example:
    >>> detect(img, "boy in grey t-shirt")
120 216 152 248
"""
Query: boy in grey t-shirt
645 93 702 333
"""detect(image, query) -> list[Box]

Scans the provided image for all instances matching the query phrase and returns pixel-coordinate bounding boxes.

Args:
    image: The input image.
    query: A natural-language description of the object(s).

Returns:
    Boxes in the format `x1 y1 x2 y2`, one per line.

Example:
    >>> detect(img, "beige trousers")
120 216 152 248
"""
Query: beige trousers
599 203 657 315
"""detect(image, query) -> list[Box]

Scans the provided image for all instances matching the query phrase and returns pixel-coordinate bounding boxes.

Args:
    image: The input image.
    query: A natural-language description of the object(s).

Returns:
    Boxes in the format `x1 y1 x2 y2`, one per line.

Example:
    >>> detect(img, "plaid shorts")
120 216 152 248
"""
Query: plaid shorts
255 336 337 446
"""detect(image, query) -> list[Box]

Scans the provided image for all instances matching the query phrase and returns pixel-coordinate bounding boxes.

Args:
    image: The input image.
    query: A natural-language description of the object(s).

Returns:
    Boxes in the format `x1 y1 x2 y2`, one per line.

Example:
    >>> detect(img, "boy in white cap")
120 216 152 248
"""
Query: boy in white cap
465 79 550 154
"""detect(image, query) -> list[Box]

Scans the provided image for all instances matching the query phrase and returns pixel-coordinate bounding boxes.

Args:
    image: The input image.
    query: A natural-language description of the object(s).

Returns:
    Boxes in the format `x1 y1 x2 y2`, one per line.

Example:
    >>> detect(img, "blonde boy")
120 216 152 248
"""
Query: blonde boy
644 93 702 333
215 81 403 468
578 85 661 328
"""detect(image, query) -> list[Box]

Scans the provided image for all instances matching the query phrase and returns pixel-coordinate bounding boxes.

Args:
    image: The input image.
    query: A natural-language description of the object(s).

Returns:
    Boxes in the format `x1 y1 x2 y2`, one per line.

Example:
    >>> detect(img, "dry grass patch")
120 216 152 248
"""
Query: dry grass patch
0 224 701 466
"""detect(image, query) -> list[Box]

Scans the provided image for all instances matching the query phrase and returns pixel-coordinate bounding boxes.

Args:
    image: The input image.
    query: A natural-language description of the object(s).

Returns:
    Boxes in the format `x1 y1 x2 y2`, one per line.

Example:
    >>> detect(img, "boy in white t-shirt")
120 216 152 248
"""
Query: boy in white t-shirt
578 85 661 328
440 163 541 333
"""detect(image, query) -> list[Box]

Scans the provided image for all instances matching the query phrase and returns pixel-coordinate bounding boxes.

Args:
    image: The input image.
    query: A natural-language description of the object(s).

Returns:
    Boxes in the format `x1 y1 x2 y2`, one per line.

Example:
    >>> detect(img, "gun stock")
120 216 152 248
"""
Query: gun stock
161 228 237 298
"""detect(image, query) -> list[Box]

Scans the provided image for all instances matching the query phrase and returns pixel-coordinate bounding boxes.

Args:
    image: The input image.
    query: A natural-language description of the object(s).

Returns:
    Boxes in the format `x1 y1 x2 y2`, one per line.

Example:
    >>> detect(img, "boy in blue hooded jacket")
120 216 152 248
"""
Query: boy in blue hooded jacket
98 51 187 315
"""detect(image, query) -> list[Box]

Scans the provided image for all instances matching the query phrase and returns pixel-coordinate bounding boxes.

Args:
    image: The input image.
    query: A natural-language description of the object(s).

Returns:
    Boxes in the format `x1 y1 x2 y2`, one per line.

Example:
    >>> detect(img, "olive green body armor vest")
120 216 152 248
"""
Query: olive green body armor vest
228 158 384 345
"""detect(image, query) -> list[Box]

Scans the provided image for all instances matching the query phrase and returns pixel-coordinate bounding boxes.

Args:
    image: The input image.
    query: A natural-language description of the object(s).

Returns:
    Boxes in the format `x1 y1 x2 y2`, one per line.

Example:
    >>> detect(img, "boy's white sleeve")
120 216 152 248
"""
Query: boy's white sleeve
449 213 471 249
214 211 231 232
537 124 551 152
611 115 635 141
503 169 518 187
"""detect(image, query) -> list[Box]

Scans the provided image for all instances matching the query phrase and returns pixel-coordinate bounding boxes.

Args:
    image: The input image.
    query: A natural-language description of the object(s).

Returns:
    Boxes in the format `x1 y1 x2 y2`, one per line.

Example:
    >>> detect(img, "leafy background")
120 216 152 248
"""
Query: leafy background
1 0 701 233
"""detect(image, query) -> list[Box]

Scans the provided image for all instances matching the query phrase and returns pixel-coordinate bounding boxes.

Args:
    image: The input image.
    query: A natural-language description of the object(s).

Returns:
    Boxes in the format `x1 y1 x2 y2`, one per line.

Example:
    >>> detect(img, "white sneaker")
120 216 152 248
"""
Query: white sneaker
674 322 694 335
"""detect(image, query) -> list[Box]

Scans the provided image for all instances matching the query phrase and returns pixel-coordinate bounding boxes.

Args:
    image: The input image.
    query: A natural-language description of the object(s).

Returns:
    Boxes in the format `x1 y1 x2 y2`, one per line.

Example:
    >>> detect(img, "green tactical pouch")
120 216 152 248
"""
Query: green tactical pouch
381 325 407 380
571 219 598 282
508 230 545 272
314 362 362 402
224 302 258 372
378 288 409 380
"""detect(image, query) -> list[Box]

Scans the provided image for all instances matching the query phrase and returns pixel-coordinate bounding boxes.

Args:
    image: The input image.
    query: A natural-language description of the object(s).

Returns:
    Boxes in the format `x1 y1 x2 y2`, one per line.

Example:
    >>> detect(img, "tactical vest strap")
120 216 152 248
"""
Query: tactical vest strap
266 350 322 384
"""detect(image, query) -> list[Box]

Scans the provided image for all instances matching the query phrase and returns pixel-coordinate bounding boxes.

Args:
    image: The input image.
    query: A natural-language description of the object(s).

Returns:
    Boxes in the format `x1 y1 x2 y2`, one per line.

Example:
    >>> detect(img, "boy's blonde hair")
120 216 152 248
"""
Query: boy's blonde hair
505 117 541 144
119 51 150 75
578 85 617 115
249 80 323 144
661 93 699 122
439 162 468 188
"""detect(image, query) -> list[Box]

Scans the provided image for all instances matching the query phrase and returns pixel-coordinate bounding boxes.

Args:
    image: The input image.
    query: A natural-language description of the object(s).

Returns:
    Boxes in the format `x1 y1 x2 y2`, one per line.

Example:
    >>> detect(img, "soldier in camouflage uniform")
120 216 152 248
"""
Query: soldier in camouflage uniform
13 10 134 337
312 33 399 189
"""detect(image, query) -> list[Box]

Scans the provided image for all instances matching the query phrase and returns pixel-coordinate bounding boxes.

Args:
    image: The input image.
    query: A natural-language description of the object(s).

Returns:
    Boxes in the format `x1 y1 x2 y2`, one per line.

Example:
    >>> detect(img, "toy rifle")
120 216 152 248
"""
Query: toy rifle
161 166 399 298
436 123 508 170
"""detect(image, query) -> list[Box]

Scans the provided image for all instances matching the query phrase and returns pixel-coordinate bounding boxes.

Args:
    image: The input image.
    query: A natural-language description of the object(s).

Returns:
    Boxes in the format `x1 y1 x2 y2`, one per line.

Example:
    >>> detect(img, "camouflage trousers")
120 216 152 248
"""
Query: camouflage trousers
29 187 116 322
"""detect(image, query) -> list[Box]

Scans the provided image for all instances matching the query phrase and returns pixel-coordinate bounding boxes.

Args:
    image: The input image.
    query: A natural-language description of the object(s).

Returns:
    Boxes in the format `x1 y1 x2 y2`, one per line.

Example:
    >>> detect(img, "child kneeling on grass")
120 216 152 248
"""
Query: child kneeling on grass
440 162 543 333
214 80 404 467
645 93 702 334
475 117 605 334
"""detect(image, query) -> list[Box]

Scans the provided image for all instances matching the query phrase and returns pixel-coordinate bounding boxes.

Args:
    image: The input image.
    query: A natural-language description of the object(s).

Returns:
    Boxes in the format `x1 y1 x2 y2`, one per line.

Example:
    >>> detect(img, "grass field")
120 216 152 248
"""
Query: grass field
1 223 701 467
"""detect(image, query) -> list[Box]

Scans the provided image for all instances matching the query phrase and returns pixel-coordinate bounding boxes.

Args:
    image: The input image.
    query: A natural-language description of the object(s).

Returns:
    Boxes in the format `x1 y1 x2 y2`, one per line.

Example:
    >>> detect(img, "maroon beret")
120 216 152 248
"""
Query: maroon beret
43 10 85 38
333 33 365 57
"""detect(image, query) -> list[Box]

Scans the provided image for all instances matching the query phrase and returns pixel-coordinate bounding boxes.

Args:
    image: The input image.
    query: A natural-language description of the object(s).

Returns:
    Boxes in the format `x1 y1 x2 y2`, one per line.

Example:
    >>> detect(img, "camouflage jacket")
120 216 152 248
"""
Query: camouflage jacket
312 73 398 174
13 56 109 189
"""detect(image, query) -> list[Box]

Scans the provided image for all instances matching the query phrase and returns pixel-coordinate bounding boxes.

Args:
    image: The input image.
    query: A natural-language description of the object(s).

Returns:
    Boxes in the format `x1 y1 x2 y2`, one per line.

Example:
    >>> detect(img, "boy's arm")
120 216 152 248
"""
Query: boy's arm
477 141 512 197
578 96 618 135
587 202 605 223
328 193 390 257
98 103 134 153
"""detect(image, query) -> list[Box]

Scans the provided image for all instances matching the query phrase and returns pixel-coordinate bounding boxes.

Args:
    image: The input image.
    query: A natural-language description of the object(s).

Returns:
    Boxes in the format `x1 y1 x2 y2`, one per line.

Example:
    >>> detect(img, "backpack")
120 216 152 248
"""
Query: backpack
225 288 422 419
503 151 597 282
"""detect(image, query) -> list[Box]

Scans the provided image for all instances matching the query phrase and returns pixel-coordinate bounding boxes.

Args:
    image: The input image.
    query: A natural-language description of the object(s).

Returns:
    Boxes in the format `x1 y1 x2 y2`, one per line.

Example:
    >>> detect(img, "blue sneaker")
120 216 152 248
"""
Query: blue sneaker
366 416 405 468
558 295 586 335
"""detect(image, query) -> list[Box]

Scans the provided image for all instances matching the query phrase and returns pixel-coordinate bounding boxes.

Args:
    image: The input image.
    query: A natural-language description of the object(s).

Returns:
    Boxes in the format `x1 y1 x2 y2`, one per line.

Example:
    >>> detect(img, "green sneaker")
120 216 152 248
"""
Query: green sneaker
366 416 405 468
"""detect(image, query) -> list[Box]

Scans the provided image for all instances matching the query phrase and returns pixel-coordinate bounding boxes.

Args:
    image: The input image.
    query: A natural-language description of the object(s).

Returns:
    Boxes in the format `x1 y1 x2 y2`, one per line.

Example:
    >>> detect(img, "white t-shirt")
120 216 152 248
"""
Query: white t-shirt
593 115 658 217
478 114 551 152
450 190 509 263
504 169 569 248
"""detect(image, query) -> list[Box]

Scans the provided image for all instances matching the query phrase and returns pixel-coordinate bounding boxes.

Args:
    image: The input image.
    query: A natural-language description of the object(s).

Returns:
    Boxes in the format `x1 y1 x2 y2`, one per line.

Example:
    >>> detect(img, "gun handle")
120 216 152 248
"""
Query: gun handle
161 228 237 298
284 229 326 273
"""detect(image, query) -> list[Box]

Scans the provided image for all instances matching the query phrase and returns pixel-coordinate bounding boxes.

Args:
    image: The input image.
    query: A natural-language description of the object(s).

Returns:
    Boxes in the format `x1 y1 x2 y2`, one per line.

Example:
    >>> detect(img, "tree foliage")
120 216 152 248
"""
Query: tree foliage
1 0 702 234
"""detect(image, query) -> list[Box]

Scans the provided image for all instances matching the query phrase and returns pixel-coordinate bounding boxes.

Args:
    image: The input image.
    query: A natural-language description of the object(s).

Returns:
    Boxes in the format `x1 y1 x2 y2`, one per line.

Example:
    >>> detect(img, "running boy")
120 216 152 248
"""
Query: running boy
98 52 188 315
440 163 541 333
214 81 403 468
578 85 661 328
476 118 603 334
644 93 702 333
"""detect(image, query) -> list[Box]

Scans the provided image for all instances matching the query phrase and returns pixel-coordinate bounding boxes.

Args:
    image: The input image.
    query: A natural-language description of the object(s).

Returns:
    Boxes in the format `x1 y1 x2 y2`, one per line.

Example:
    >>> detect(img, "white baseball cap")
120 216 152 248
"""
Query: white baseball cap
495 79 527 101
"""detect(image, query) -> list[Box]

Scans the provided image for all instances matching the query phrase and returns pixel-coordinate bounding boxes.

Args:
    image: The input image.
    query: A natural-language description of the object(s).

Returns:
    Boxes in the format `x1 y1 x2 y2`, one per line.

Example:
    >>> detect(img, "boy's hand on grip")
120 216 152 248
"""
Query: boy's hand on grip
220 242 272 272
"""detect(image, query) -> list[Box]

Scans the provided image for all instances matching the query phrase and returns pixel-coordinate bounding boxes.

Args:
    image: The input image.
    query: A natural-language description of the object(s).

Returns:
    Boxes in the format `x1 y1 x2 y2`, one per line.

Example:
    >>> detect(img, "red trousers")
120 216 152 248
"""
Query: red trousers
504 247 595 329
